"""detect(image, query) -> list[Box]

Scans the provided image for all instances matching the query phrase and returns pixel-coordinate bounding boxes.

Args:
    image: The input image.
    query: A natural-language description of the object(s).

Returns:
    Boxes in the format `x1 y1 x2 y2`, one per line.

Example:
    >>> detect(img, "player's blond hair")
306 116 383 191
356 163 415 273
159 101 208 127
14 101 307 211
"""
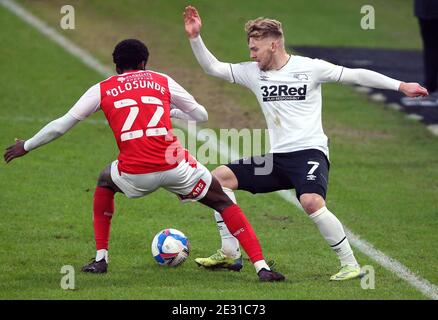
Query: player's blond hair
245 18 284 42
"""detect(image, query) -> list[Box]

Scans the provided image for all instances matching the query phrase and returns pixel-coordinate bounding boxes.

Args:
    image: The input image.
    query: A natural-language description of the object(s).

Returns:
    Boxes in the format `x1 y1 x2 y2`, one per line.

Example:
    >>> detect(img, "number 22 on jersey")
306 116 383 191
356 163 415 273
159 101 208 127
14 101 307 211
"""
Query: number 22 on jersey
114 96 166 142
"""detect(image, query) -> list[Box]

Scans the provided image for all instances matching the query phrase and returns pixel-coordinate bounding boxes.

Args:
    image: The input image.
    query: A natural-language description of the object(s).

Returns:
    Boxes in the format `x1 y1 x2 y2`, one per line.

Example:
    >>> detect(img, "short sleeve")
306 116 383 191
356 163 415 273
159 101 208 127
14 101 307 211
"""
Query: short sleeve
311 59 344 83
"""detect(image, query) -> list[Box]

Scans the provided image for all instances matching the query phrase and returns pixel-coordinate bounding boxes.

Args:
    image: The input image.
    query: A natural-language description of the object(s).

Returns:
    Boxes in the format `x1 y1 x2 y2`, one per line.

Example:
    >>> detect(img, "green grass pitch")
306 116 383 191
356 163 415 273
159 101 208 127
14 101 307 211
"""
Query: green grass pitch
1 0 437 299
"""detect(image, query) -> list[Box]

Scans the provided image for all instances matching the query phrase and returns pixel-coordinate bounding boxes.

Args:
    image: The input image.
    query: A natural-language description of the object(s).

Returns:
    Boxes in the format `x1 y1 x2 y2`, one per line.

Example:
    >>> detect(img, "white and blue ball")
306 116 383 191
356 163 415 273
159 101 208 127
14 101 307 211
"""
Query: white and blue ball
151 228 190 267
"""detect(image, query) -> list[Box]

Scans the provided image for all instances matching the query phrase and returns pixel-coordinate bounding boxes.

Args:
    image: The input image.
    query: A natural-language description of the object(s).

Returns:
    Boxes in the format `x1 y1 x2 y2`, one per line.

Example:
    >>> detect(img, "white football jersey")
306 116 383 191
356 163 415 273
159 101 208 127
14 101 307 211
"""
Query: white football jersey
230 56 344 157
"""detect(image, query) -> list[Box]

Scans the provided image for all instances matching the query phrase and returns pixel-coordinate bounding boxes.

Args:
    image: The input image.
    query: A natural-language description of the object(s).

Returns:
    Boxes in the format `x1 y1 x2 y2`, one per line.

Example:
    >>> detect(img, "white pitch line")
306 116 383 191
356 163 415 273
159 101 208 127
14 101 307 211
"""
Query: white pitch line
190 125 438 300
2 0 437 300
0 0 112 77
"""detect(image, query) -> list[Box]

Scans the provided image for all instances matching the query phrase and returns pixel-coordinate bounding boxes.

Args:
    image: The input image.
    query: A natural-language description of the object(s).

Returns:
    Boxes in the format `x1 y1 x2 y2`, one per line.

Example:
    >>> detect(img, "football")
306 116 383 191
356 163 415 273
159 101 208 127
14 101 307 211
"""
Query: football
151 228 190 267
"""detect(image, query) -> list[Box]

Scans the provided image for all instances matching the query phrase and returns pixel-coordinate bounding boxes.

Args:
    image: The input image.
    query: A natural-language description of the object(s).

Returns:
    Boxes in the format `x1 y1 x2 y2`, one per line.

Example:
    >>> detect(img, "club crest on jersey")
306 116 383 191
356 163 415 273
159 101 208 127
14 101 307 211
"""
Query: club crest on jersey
261 84 307 101
293 73 309 81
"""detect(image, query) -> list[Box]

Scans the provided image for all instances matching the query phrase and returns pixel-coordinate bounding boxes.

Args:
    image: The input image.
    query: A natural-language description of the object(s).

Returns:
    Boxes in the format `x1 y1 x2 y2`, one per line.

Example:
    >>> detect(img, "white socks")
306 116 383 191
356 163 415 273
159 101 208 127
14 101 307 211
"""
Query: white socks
214 188 241 259
254 260 271 273
213 189 357 269
309 206 358 267
96 249 108 263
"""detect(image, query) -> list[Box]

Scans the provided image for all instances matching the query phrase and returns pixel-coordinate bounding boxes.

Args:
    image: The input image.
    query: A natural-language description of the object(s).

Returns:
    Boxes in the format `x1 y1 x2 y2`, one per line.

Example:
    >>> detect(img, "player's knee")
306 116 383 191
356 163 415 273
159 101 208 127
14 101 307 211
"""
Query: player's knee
212 165 237 189
201 191 234 213
216 197 234 213
212 185 235 212
97 166 112 188
299 193 325 214
215 191 235 213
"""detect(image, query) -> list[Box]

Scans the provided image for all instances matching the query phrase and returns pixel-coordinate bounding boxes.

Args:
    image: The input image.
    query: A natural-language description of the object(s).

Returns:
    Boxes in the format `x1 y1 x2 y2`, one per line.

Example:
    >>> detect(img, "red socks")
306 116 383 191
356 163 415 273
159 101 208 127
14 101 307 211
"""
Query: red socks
93 187 115 250
220 204 264 263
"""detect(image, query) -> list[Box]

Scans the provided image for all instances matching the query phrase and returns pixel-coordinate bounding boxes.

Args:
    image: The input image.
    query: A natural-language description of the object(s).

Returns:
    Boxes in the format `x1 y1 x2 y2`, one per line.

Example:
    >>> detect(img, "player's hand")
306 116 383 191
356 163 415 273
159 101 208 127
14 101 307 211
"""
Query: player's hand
183 5 202 38
4 139 28 164
399 82 429 97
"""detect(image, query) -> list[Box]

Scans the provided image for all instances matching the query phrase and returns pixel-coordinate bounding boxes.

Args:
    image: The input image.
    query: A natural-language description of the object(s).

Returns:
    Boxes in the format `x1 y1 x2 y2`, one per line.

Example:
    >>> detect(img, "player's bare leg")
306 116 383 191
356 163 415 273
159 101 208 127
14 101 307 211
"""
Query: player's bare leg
199 176 285 282
82 164 122 274
300 193 361 280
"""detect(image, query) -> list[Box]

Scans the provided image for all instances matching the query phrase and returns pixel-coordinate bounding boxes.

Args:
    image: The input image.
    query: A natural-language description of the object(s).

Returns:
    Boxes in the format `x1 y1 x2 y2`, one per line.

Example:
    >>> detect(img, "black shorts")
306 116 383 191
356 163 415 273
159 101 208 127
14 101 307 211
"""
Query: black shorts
226 149 330 200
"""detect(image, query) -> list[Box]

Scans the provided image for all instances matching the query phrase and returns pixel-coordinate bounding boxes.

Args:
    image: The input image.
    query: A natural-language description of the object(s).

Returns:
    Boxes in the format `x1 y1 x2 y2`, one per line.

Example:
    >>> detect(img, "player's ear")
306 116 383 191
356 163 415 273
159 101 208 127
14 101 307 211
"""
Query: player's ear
271 40 277 52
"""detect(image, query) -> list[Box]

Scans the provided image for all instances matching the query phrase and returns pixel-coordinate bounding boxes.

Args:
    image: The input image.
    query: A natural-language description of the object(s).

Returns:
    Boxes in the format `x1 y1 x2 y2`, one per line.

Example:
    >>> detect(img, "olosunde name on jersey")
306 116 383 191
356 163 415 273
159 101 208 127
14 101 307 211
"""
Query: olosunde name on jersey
261 84 307 102
105 80 167 97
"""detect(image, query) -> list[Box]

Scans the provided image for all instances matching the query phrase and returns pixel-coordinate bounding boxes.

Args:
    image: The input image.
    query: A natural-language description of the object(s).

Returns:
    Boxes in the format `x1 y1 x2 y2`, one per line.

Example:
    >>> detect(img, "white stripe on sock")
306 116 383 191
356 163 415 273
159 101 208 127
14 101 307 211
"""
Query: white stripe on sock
309 206 358 266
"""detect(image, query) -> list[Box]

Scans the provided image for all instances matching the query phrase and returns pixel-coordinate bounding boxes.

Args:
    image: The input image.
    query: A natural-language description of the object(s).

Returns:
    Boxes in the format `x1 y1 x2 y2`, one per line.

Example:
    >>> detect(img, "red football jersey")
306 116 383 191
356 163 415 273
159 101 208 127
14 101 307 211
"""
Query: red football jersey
99 70 185 174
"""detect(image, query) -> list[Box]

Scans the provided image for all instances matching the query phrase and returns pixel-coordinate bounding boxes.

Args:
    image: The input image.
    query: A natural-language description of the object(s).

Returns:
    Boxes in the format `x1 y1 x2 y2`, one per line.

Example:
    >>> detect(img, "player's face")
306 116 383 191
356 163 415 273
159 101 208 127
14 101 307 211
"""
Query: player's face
248 37 275 71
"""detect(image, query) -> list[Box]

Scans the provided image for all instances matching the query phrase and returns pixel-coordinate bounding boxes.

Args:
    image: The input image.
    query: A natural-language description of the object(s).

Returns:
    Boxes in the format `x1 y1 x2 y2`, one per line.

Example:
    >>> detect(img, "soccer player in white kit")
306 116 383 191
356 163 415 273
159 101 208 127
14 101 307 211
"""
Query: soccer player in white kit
183 6 428 280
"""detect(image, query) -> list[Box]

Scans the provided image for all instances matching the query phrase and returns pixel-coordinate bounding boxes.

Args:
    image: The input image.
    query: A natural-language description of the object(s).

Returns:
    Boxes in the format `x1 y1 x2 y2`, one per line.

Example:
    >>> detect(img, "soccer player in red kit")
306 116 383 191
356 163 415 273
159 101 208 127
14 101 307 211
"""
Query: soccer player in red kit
4 39 284 282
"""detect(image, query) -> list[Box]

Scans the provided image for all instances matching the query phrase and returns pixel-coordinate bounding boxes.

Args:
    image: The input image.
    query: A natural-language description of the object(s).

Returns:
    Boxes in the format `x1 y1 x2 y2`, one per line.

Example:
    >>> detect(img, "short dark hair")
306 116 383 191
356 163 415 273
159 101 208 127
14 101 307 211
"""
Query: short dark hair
112 39 149 71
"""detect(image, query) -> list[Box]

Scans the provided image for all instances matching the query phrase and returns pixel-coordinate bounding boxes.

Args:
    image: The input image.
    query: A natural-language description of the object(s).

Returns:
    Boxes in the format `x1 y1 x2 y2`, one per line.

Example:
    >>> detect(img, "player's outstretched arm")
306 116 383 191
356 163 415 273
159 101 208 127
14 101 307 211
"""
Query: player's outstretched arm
4 83 100 164
3 113 80 164
4 139 27 163
340 67 428 97
183 6 233 82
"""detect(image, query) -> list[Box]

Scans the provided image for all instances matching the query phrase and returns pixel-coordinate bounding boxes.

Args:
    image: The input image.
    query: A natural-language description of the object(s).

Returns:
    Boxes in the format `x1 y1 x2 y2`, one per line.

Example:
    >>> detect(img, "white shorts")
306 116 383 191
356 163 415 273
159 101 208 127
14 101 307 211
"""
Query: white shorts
110 160 212 202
